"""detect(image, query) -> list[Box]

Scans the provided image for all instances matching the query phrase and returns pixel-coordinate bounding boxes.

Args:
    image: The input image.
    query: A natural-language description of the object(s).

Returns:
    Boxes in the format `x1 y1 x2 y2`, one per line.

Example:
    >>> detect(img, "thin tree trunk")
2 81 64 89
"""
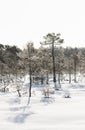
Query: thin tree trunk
52 41 56 89
29 62 32 97
17 90 21 97
46 72 49 84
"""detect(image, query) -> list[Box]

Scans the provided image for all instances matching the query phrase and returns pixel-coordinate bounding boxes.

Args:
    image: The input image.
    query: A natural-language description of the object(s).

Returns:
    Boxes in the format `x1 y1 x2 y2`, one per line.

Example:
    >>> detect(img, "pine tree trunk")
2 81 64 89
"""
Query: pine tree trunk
46 72 49 84
29 63 32 97
52 41 56 88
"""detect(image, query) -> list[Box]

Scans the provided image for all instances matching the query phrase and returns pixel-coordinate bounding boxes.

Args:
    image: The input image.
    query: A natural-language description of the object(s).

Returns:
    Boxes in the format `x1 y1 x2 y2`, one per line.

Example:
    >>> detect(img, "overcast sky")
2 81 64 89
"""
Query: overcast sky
0 0 85 49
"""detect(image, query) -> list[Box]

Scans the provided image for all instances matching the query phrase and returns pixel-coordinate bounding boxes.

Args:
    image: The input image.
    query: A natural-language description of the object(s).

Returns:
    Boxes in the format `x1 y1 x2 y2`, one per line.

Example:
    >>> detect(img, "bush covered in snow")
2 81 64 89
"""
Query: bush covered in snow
42 85 55 98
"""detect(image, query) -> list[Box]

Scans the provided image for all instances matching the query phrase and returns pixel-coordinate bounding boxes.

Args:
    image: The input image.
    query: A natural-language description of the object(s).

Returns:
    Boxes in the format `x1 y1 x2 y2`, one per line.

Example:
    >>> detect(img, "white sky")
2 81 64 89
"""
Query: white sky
0 0 85 49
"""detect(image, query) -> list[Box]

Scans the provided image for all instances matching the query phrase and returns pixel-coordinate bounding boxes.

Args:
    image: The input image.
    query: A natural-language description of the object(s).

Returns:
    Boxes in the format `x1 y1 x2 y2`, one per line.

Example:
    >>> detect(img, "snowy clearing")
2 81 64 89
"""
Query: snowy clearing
0 82 85 130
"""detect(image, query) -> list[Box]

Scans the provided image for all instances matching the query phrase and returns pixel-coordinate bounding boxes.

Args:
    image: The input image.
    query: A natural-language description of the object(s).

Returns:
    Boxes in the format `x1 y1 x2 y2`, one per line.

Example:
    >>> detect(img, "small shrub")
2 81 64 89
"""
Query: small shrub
42 85 54 98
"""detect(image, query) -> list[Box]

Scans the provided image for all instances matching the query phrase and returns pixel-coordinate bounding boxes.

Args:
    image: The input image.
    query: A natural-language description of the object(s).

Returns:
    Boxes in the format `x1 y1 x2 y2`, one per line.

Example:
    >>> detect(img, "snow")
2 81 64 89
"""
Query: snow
1 77 85 130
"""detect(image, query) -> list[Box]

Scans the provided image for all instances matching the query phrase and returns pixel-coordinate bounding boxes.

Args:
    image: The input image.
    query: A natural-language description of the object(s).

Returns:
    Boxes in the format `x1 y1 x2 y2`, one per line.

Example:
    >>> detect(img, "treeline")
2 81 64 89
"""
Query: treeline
0 43 85 84
0 44 21 76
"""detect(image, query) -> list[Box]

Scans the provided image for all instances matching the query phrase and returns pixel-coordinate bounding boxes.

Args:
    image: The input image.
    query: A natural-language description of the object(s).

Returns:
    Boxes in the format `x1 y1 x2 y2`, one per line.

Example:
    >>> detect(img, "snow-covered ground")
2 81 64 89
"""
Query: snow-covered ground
0 76 85 130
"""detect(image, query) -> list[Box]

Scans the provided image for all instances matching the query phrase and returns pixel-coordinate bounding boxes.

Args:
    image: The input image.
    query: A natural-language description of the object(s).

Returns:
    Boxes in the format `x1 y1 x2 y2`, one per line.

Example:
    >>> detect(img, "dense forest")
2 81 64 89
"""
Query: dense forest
0 42 85 81
0 33 85 94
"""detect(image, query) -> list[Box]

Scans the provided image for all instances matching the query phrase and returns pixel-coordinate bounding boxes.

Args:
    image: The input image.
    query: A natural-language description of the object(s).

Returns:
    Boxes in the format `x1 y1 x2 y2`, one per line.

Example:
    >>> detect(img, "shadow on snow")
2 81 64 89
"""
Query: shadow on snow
7 111 34 124
40 97 55 105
